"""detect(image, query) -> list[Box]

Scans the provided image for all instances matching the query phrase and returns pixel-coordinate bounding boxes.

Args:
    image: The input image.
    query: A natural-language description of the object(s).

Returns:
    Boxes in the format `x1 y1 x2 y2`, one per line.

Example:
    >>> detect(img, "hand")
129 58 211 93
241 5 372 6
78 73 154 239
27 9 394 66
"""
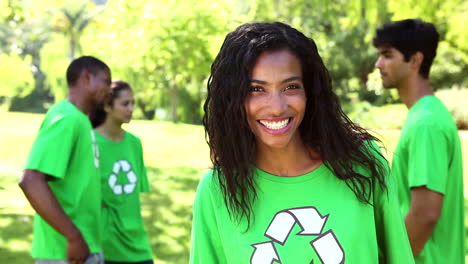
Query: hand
66 233 90 264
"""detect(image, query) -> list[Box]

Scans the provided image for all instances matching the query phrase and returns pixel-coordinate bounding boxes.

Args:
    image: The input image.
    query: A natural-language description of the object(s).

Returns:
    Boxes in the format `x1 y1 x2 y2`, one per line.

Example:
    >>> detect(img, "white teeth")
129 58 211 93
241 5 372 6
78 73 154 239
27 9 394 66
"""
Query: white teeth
259 119 289 130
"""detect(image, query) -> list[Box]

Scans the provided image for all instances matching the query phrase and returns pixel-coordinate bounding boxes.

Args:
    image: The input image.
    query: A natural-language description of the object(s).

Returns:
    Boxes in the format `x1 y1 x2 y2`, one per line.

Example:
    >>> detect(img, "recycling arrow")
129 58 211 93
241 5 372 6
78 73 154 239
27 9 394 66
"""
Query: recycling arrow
311 230 344 264
265 207 328 244
251 206 344 263
250 241 280 264
108 160 137 195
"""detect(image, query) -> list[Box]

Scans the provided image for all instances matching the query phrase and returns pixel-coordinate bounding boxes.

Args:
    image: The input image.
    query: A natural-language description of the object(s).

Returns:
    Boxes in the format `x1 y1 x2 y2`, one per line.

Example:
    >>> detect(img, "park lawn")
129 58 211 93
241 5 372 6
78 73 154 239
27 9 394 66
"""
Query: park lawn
0 111 467 264
0 112 210 264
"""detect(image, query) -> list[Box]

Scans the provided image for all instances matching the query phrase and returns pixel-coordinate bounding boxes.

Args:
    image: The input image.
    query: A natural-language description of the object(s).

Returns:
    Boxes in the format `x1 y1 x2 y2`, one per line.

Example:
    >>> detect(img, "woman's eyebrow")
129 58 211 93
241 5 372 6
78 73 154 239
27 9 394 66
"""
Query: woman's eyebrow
250 76 302 85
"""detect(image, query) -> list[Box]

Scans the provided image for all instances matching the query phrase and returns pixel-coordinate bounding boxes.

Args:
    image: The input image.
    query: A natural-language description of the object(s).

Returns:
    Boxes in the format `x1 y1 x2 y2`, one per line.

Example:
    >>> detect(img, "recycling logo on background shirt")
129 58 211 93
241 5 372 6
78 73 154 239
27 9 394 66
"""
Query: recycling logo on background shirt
108 160 137 195
250 206 344 264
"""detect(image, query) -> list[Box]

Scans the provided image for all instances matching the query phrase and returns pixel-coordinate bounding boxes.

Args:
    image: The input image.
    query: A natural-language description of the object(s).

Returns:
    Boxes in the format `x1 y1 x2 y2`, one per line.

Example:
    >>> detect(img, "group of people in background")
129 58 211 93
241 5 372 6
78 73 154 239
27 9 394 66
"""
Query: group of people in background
19 18 464 264
19 58 152 264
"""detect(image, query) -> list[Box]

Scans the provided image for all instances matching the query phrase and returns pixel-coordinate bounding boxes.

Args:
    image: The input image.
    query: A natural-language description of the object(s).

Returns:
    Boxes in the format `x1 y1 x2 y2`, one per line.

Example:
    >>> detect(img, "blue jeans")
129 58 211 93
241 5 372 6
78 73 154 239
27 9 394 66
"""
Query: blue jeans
36 252 104 264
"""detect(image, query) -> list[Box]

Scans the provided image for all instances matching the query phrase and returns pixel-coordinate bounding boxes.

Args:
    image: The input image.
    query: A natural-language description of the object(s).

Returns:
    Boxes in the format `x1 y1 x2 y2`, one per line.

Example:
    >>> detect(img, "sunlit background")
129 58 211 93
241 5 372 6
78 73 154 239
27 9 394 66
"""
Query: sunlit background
0 0 467 263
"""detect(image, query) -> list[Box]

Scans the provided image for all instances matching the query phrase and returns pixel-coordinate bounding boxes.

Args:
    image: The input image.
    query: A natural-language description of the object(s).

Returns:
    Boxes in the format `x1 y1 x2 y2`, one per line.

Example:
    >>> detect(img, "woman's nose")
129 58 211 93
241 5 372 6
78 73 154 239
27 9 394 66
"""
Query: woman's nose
268 93 287 116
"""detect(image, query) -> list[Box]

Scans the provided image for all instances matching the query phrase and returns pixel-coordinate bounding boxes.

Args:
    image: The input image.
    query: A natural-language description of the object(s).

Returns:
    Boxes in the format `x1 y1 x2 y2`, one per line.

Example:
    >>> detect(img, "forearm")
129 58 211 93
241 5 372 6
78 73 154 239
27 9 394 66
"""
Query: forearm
19 170 82 241
404 186 443 257
405 207 438 256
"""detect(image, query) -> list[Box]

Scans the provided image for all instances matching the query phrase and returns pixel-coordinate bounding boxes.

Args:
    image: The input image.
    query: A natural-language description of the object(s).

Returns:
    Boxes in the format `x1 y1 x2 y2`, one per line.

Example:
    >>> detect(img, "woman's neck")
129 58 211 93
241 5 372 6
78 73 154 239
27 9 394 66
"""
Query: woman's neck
96 119 125 142
255 138 322 177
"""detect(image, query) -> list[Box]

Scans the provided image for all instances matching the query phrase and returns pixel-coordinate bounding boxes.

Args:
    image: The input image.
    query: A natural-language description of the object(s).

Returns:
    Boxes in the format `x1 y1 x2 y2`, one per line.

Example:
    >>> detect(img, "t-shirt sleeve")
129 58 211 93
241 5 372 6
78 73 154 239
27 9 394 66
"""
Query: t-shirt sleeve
137 137 150 193
190 170 226 264
407 124 448 194
24 115 76 179
373 151 415 263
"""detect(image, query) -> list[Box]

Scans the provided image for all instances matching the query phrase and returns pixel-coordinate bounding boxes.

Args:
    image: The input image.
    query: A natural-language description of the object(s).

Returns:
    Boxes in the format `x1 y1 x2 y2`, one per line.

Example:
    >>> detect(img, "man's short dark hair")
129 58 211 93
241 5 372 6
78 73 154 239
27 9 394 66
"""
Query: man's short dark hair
373 19 439 79
66 56 110 86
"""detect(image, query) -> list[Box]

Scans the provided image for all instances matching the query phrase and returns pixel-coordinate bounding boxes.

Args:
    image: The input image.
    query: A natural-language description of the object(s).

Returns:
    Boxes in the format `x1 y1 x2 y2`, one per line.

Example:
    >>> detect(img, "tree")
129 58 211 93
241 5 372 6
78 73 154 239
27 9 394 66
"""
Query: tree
0 53 34 104
53 1 103 60
81 0 230 123
3 0 467 121
0 0 53 112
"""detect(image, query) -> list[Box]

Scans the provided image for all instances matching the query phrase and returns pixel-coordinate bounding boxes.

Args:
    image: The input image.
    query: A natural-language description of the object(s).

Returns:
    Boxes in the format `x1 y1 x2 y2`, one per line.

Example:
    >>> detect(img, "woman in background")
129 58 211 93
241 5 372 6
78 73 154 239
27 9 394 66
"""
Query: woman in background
190 22 414 263
90 80 153 264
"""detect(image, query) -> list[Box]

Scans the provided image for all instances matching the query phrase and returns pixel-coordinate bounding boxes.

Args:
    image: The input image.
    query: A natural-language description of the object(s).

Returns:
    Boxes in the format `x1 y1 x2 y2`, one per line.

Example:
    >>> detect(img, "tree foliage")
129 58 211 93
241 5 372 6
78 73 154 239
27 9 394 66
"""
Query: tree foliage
0 0 53 112
1 0 467 122
0 53 34 97
78 0 231 122
53 1 103 60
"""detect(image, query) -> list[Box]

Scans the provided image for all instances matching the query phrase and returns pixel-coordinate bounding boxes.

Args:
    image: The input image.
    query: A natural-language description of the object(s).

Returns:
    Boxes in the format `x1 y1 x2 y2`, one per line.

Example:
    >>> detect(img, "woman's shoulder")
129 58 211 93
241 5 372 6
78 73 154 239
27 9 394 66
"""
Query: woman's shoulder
194 169 224 203
198 169 226 193
362 139 386 161
198 169 217 189
124 131 143 144
352 139 389 177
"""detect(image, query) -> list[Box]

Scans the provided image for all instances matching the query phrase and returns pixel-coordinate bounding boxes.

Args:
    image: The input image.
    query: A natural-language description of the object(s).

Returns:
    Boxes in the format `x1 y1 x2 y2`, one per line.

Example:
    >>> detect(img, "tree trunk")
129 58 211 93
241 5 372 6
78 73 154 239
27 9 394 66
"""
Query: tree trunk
136 99 155 120
69 35 76 61
169 86 178 123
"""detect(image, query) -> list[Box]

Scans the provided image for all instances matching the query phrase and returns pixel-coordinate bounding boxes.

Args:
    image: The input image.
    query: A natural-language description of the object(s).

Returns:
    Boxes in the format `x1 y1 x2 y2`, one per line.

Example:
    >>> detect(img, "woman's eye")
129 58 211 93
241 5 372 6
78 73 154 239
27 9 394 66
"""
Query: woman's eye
250 86 263 92
285 84 300 90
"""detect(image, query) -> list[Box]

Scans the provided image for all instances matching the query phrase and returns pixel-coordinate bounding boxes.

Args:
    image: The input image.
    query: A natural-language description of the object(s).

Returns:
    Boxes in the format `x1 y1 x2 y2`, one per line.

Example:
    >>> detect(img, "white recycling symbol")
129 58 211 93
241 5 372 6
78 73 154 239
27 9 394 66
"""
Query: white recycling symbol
108 160 137 195
251 206 344 264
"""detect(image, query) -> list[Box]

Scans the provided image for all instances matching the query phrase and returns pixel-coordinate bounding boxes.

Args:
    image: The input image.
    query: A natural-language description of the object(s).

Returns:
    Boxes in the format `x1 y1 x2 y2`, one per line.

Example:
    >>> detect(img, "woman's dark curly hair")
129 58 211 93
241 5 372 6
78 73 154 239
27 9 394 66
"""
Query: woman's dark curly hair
203 22 387 225
90 80 132 128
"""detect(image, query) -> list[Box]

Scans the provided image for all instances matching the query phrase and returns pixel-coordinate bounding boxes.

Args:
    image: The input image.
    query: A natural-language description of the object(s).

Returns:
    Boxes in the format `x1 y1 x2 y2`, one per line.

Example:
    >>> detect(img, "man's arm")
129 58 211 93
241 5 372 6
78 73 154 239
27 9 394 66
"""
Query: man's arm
405 186 443 257
19 169 90 263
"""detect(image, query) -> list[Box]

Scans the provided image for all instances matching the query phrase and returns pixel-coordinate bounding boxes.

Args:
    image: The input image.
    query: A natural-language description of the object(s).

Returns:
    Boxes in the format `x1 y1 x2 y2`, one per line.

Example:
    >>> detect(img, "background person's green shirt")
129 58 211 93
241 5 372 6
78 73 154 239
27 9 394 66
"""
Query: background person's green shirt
392 96 465 264
190 143 414 264
95 131 152 262
24 100 102 259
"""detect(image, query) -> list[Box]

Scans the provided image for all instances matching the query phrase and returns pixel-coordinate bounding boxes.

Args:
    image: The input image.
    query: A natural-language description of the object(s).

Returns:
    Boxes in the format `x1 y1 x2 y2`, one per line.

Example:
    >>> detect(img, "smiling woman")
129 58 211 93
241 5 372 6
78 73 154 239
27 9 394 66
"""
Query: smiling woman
190 22 415 263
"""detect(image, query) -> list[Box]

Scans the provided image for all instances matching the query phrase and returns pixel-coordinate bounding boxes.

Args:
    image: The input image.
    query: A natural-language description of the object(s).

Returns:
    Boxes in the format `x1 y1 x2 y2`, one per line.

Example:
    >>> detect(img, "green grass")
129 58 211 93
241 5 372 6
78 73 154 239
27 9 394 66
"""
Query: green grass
0 111 467 263
0 112 210 264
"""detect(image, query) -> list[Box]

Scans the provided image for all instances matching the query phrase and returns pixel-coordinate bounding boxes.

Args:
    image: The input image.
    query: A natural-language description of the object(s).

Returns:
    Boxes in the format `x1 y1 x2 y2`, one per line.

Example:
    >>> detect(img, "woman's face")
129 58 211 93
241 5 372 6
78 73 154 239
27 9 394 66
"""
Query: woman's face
244 49 306 151
106 89 134 124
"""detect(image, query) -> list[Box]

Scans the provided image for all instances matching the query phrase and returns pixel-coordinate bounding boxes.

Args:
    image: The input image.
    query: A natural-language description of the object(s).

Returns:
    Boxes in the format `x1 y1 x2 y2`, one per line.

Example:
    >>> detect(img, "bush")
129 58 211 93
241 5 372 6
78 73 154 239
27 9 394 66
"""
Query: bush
347 102 406 129
346 88 468 130
436 88 468 129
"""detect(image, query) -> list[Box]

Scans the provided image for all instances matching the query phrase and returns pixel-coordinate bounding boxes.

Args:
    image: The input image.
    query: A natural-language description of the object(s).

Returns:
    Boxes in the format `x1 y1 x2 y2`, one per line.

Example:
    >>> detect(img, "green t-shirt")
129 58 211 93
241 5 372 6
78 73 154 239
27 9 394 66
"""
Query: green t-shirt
95 131 152 262
190 144 414 264
392 96 465 264
24 100 102 259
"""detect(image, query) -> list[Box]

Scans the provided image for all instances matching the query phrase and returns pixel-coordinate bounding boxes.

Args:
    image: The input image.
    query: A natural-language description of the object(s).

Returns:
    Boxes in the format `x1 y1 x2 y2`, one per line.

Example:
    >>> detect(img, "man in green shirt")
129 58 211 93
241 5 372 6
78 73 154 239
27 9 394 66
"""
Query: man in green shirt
373 19 465 263
19 56 111 264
